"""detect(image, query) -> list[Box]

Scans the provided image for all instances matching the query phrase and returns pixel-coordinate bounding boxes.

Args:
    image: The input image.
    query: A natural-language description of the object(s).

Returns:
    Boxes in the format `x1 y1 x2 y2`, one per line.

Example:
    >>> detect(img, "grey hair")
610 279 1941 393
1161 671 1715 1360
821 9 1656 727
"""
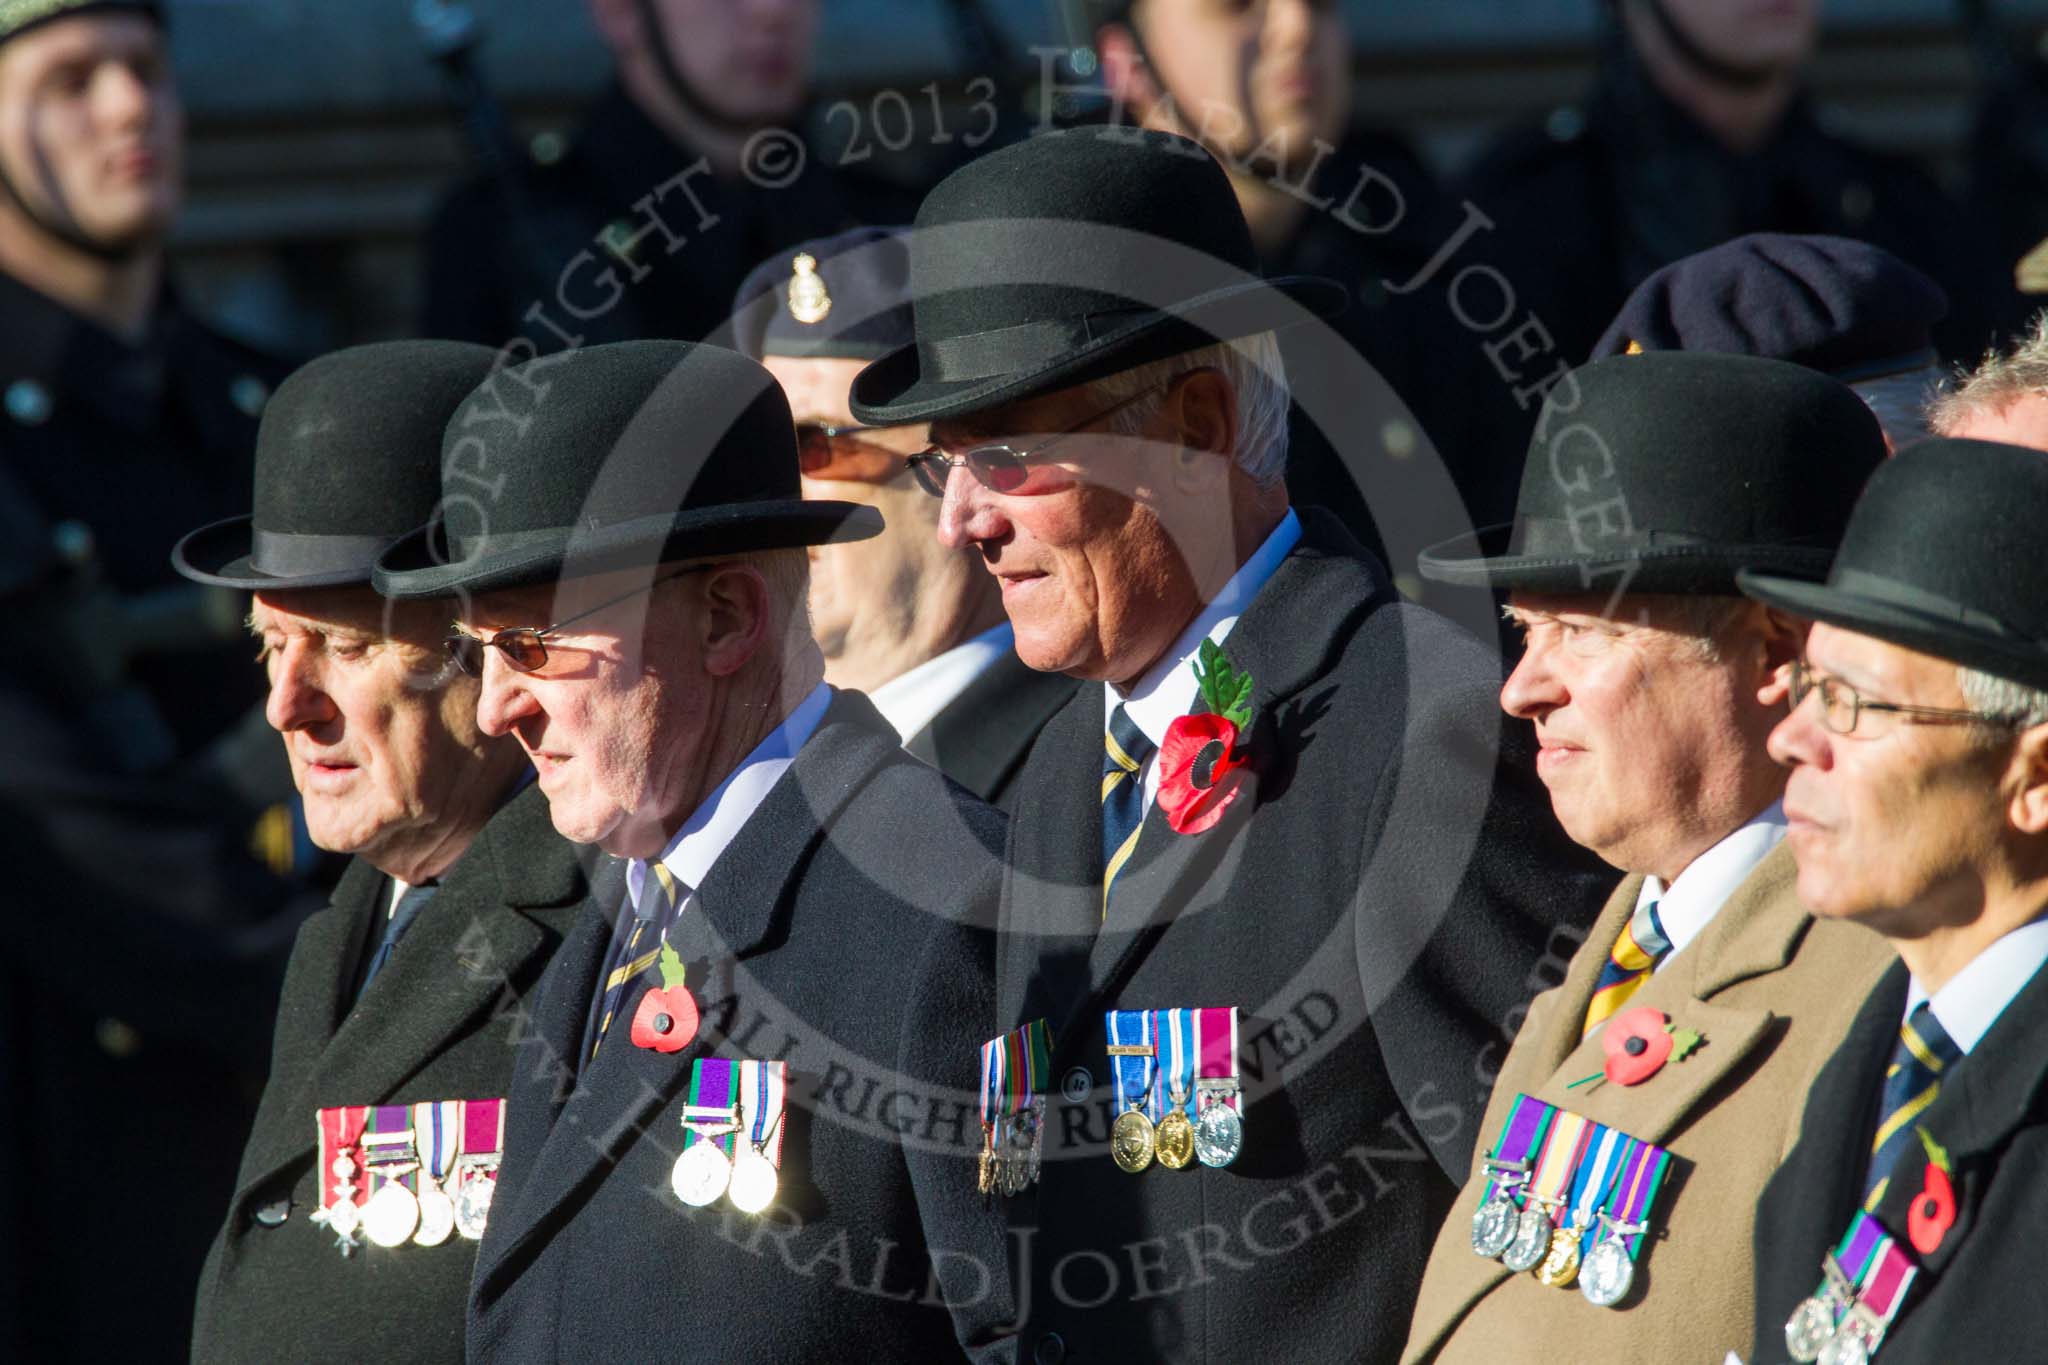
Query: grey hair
1850 364 1943 449
1087 331 1291 488
1929 310 2048 437
1959 665 2048 730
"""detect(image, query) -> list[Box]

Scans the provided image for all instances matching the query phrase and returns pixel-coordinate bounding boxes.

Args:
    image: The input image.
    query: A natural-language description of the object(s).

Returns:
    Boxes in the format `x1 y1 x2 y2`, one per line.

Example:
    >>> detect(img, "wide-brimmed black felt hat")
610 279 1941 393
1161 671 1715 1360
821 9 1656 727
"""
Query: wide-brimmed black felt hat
1418 351 1887 595
847 126 1345 426
1740 439 2048 691
172 340 502 590
373 341 880 600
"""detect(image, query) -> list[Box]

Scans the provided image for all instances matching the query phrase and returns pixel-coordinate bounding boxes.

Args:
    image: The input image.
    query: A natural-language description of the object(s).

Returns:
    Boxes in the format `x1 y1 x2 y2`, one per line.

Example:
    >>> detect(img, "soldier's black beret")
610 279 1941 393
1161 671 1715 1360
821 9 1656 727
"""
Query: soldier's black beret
1591 233 1948 382
730 226 916 364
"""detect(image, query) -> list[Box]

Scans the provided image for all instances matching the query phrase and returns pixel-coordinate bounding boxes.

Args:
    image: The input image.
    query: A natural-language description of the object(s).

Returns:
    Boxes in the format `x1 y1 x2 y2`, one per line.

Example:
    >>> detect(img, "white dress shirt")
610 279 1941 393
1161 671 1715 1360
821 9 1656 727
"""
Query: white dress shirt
1634 802 1788 972
867 622 1015 743
1908 915 2048 1056
1101 509 1302 814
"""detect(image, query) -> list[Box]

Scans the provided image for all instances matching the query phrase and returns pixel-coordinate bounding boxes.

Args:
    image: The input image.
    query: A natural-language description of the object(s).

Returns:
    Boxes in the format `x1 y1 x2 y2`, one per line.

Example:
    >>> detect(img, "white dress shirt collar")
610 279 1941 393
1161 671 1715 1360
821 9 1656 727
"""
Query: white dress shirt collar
866 622 1014 743
1634 801 1788 971
1099 509 1302 811
624 682 833 915
1907 915 2048 1056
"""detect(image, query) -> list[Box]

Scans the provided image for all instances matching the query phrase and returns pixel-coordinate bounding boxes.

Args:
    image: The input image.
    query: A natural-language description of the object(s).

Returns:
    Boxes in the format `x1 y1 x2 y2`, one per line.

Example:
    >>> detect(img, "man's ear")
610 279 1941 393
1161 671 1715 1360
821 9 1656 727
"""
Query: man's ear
696 564 772 679
586 0 643 55
2007 721 2048 837
1096 23 1165 122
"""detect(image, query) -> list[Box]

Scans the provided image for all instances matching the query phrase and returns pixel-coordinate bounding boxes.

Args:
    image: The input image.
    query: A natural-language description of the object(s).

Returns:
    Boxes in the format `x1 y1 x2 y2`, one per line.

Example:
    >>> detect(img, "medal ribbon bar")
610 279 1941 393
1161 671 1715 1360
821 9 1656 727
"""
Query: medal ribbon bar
738 1059 789 1169
413 1100 459 1187
1566 1125 1631 1236
1802 1211 1919 1356
1482 1094 1555 1205
461 1098 503 1159
685 1059 739 1159
1193 1006 1240 1112
314 1104 370 1217
1156 1008 1196 1119
1527 1108 1591 1215
1606 1132 1672 1260
1107 1009 1157 1120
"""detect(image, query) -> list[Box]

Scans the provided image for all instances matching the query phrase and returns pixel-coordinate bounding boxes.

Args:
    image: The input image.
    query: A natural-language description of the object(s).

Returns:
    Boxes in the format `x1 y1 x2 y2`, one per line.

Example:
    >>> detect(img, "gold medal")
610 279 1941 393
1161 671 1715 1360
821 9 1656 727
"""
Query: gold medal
1536 1224 1584 1287
1111 1107 1156 1174
1155 1099 1195 1170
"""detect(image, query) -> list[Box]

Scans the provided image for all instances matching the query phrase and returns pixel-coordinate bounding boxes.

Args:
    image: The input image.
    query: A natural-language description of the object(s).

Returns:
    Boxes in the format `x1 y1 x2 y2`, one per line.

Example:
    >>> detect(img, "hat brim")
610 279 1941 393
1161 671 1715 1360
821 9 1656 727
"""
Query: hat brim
171 514 383 591
848 275 1346 427
1417 520 1838 596
1738 570 2048 692
372 500 882 600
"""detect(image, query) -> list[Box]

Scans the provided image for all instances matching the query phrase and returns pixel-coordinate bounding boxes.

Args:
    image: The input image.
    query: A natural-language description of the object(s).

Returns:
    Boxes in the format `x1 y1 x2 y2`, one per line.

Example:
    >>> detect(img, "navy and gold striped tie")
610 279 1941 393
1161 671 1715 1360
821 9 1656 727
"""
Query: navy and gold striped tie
591 863 684 1063
1863 1002 1962 1209
1580 899 1672 1038
1101 705 1157 918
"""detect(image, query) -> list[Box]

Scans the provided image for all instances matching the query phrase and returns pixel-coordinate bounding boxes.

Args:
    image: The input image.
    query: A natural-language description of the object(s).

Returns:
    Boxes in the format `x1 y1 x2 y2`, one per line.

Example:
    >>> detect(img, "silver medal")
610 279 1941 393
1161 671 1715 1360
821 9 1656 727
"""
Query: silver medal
1193 1102 1243 1168
362 1180 421 1248
318 1196 362 1242
1786 1297 1837 1363
413 1177 457 1247
1469 1195 1519 1259
453 1170 496 1241
1577 1237 1635 1307
671 1140 732 1208
1500 1207 1553 1273
1818 1327 1870 1365
729 1144 779 1215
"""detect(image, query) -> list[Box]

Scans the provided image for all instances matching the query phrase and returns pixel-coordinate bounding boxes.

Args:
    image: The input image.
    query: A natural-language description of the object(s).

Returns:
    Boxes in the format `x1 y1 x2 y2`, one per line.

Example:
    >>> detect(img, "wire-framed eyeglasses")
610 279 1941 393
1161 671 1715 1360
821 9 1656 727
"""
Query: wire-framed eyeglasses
445 564 716 677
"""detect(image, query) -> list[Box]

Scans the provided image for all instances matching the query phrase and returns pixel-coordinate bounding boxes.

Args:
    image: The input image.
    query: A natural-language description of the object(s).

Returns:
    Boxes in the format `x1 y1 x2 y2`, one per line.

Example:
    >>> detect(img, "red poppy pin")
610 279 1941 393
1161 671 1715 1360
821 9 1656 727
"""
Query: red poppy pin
1158 639 1254 836
1589 1007 1705 1087
1908 1128 1957 1256
629 942 700 1053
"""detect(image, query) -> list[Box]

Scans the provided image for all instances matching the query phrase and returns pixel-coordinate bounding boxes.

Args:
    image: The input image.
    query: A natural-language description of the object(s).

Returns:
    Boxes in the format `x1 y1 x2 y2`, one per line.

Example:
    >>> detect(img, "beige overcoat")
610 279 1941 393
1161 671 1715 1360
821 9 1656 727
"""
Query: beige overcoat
1402 844 1894 1365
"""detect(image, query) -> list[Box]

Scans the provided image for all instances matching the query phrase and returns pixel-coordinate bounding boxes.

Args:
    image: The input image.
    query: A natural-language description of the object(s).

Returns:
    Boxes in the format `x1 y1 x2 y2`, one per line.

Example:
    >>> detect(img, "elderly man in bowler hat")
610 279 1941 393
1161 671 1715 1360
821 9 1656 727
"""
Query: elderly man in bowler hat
732 226 1077 809
376 340 1014 1362
1403 352 1896 1363
1741 441 2048 1364
1591 232 1952 449
850 125 1609 1364
178 342 589 1364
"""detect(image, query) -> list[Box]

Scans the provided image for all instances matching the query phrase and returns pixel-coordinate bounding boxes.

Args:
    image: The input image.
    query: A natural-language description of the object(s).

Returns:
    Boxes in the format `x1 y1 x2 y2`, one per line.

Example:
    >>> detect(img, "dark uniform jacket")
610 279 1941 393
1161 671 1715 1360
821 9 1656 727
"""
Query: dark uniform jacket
190 785 589 1363
1749 956 2048 1365
992 511 1613 1365
1445 56 2014 501
0 271 302 1365
422 84 921 352
907 648 1080 814
467 690 1013 1363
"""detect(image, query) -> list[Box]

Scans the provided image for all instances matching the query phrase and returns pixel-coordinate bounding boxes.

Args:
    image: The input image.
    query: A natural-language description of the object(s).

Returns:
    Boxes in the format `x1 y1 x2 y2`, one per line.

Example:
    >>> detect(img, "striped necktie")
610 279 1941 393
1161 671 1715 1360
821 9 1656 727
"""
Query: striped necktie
590 863 685 1064
1580 898 1672 1038
1101 704 1157 919
356 882 437 1002
1863 1002 1962 1210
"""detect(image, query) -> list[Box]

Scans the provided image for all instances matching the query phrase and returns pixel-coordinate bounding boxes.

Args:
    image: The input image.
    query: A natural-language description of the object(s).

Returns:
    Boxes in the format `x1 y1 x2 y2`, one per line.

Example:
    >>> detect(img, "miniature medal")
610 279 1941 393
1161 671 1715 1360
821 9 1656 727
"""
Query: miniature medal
363 1176 421 1248
1578 1229 1638 1307
414 1175 457 1247
453 1166 497 1240
1470 1192 1520 1259
1111 1107 1157 1174
1501 1205 1554 1273
1155 1089 1195 1170
729 1144 779 1215
1535 1224 1583 1287
1785 1296 1836 1364
1191 1009 1243 1169
1193 1099 1243 1169
672 1138 732 1208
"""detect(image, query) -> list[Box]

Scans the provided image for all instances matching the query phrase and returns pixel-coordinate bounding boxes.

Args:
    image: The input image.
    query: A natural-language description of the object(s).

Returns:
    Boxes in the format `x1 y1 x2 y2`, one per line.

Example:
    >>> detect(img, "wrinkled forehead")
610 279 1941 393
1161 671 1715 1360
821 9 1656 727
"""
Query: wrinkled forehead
1803 622 1958 702
252 585 405 636
928 381 1106 448
458 566 679 632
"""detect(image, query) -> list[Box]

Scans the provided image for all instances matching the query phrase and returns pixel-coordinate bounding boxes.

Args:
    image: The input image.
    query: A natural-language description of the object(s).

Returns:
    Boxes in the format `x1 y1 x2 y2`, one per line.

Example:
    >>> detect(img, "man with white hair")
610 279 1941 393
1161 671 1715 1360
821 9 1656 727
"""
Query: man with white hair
1928 311 2048 449
852 125 1608 1364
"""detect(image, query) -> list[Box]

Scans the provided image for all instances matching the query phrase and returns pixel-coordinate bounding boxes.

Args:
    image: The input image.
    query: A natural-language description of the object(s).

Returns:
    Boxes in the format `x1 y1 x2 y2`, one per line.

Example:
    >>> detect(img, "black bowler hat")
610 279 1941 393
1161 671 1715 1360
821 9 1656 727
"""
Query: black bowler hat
731 226 915 363
1592 233 1948 382
847 126 1344 426
1740 440 2048 691
172 340 502 590
0 0 160 44
1418 352 1887 595
373 341 881 600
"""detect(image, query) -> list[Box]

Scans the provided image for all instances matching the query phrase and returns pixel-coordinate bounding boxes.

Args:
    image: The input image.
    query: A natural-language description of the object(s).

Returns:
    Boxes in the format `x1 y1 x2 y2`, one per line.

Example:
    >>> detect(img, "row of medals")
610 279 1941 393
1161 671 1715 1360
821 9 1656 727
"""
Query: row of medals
670 1112 782 1215
981 1104 1044 1197
317 1148 497 1253
1784 1257 1887 1365
1111 1081 1244 1174
1468 1169 1640 1308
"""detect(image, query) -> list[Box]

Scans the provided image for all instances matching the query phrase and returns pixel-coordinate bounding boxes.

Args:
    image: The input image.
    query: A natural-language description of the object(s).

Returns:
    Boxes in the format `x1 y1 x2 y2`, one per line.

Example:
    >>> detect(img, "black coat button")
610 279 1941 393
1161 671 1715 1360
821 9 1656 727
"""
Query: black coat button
252 1198 290 1228
1034 1332 1067 1365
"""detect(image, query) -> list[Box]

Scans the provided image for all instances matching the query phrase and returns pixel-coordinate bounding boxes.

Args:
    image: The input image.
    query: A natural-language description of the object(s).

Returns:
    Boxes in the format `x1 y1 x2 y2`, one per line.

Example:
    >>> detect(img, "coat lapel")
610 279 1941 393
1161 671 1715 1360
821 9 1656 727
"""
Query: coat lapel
476 692 901 1291
1001 686 1107 1035
907 649 1079 806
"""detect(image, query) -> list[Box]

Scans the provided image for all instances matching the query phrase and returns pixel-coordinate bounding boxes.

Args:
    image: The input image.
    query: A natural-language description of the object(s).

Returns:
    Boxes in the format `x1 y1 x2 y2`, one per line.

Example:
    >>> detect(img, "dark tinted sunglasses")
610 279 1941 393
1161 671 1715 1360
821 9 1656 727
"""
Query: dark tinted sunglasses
445 565 715 677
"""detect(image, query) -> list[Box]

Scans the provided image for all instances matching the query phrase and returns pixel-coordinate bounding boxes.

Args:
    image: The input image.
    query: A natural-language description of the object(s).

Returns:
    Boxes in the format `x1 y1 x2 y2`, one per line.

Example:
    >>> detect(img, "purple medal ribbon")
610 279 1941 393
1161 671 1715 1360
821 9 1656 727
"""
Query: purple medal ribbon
686 1058 737 1157
1604 1132 1672 1258
1482 1094 1556 1205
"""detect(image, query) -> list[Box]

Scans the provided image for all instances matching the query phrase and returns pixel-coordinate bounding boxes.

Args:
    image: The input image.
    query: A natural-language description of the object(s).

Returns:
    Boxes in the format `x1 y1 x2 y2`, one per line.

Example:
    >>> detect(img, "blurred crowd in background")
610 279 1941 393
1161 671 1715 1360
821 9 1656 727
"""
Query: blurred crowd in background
9 0 2048 1358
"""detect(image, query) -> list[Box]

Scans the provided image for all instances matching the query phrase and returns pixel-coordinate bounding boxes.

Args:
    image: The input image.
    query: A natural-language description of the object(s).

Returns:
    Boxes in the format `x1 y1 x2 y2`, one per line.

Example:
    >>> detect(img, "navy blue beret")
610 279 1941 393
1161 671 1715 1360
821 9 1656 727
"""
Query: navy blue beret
731 225 914 363
1591 233 1949 381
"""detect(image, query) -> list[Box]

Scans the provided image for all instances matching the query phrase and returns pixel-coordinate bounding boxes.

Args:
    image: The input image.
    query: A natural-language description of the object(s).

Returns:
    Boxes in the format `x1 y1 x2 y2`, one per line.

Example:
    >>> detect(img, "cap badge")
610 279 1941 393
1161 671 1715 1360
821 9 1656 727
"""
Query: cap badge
787 253 832 325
